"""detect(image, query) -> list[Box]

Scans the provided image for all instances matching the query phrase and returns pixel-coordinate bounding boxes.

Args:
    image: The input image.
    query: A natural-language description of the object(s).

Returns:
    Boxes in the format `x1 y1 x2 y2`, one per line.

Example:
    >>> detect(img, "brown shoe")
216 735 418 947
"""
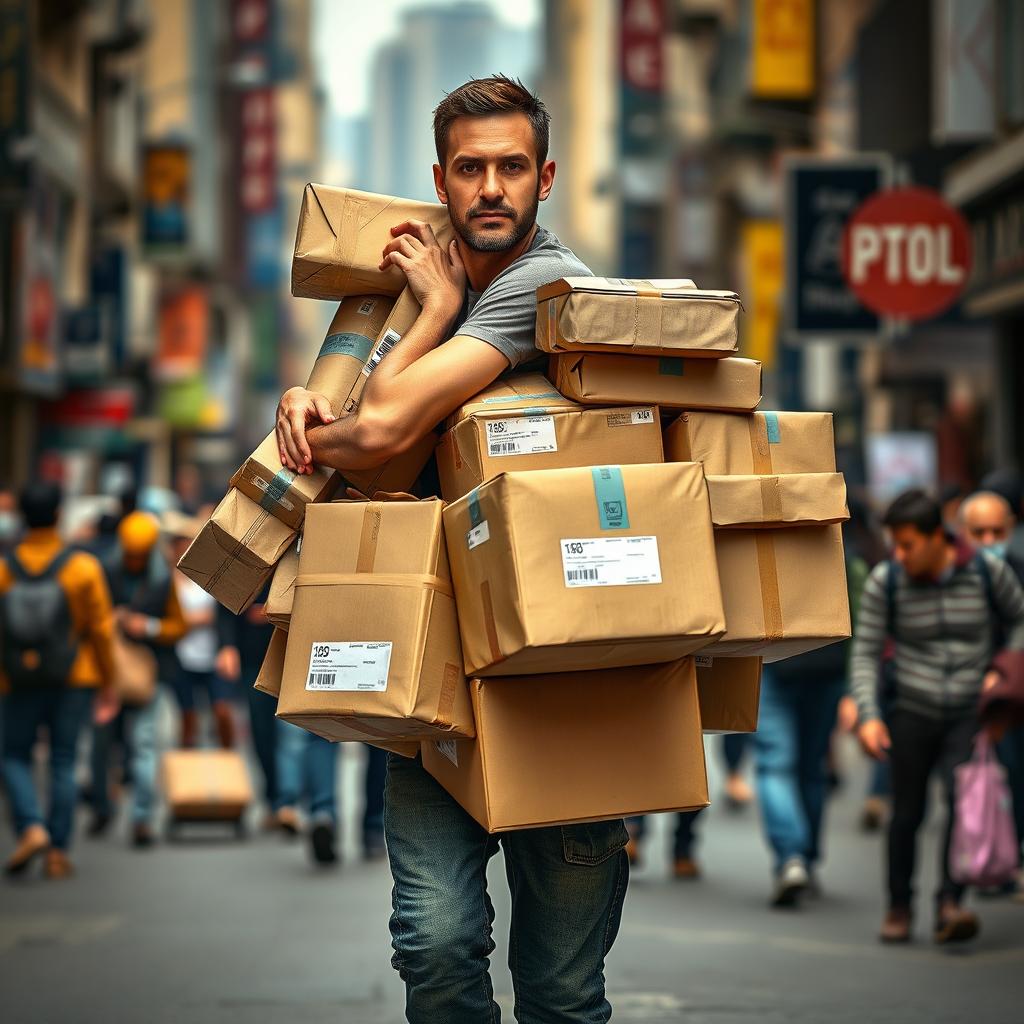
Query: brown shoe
275 806 300 837
879 906 912 943
5 824 50 876
724 774 753 809
43 849 74 880
934 900 979 944
860 796 887 833
673 856 701 880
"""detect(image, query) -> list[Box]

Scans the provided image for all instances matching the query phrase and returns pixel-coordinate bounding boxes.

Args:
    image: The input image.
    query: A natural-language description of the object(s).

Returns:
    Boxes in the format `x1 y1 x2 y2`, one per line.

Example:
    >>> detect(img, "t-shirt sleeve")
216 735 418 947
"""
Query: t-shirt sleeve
455 253 588 370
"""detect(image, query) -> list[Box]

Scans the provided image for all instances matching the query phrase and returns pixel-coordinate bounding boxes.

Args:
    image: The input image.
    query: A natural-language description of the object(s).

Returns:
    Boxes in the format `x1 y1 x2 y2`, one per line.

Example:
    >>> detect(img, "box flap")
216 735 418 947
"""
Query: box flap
706 473 849 528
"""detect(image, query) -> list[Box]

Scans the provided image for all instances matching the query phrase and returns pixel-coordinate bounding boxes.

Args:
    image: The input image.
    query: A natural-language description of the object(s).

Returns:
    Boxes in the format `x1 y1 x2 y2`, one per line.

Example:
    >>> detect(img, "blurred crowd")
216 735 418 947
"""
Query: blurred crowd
1 464 1023 947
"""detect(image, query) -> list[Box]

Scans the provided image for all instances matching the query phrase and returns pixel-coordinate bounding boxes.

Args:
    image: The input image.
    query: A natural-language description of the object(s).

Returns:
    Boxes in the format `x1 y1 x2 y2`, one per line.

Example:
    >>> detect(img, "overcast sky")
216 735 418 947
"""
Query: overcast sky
314 0 541 119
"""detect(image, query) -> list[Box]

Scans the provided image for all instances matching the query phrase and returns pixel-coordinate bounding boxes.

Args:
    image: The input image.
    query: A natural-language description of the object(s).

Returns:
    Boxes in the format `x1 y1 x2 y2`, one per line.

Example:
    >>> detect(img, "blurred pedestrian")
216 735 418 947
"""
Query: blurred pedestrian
850 489 1024 944
0 485 21 554
97 511 187 848
167 516 235 749
981 468 1024 562
1 481 116 879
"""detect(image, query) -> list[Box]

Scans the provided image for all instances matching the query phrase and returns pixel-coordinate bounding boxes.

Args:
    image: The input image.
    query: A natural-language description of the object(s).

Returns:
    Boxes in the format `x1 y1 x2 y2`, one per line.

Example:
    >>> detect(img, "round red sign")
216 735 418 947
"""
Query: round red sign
841 186 971 320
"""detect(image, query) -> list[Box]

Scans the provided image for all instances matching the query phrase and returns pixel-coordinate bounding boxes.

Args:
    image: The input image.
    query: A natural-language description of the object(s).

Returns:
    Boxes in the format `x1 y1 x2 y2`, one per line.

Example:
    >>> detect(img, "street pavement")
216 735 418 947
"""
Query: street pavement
1 709 1021 1024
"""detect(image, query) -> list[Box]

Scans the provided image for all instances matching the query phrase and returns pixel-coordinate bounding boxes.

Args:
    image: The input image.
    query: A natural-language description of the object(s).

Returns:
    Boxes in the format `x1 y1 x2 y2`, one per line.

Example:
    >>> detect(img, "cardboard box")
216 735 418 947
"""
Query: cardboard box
276 499 473 741
694 655 761 734
266 546 299 629
551 353 762 412
537 277 740 358
706 473 849 529
291 183 452 300
445 371 577 431
444 463 725 676
162 750 254 820
230 292 422 527
421 658 709 832
437 401 664 502
177 490 296 615
665 410 836 475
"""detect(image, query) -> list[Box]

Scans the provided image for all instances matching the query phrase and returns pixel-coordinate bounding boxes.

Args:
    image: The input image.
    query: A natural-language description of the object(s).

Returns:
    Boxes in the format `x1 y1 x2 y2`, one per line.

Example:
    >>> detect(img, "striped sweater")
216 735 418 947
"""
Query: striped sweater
849 547 1024 722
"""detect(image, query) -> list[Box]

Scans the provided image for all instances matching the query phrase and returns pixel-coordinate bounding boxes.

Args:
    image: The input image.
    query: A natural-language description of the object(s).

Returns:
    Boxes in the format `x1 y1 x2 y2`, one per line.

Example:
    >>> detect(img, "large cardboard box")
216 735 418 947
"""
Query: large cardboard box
162 750 254 821
444 463 725 676
291 183 452 300
437 400 664 502
695 655 761 734
551 353 762 411
445 371 577 430
177 490 296 614
537 278 740 358
265 547 299 629
665 410 835 475
231 291 423 527
421 658 709 832
276 499 473 741
705 473 850 529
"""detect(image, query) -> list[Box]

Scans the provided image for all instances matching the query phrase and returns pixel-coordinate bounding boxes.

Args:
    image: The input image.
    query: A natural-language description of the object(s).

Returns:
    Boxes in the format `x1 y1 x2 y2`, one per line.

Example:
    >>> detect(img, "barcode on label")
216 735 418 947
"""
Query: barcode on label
308 672 337 689
489 442 521 455
362 329 402 376
566 568 600 582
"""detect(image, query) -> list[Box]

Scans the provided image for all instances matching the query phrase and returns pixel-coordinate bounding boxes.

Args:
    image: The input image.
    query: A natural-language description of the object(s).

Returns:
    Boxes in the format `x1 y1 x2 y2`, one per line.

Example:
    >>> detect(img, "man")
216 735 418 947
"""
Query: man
850 489 1024 945
981 468 1024 562
98 511 187 847
276 77 627 1022
0 481 116 878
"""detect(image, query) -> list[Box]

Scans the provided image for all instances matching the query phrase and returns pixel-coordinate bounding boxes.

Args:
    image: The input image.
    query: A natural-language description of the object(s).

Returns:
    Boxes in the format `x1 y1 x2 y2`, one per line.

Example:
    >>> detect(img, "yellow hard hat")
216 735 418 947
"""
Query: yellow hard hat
118 511 161 555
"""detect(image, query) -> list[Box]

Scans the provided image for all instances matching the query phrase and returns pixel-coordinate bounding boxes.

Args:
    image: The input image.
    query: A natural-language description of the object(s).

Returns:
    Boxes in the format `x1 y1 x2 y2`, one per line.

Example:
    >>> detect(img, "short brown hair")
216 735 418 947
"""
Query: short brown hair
433 75 550 168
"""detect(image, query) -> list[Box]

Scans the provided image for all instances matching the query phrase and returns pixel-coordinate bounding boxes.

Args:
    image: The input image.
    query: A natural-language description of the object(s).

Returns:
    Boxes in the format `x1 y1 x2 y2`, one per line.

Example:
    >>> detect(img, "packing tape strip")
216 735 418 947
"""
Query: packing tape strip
294 572 454 599
754 532 785 641
259 468 298 513
432 661 461 729
467 489 482 528
329 714 395 739
317 331 375 361
356 503 383 573
480 579 503 666
758 475 784 524
591 466 630 530
331 196 363 293
632 288 664 349
747 415 774 474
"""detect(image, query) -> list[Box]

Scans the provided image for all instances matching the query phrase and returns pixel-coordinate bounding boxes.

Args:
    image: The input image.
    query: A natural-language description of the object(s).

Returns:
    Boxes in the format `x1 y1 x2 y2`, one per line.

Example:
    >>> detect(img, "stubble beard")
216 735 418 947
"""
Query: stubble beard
452 190 540 253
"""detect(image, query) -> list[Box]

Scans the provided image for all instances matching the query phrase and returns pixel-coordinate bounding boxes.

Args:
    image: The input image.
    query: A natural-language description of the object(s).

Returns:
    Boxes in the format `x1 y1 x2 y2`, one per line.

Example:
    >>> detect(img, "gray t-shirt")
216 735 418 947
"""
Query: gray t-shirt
454 226 592 369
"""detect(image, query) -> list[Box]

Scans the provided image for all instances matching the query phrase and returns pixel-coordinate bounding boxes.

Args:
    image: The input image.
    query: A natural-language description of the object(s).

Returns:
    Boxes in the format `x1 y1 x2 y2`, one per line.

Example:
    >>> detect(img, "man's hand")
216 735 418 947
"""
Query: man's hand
121 612 151 640
379 221 465 323
982 669 1001 692
858 718 892 761
93 687 121 726
216 645 241 682
276 387 336 474
837 695 859 734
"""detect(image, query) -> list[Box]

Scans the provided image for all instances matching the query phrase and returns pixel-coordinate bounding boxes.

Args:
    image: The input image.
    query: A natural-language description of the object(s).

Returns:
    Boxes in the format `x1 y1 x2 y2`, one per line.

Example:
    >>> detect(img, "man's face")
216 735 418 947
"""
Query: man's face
961 495 1015 552
889 524 947 579
434 112 555 254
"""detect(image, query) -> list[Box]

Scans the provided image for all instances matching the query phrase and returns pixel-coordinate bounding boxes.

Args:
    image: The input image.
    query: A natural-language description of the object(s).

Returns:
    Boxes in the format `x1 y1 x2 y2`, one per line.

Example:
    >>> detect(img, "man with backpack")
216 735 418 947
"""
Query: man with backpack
0 481 116 878
850 489 1024 944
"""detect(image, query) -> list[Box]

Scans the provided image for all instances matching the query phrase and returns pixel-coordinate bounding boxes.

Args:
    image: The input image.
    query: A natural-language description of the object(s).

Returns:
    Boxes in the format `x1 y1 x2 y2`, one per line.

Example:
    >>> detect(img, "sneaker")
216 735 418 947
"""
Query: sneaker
309 819 338 866
934 900 979 944
880 906 912 943
43 849 74 880
5 824 50 876
88 811 113 838
771 857 809 907
132 823 156 849
673 856 701 880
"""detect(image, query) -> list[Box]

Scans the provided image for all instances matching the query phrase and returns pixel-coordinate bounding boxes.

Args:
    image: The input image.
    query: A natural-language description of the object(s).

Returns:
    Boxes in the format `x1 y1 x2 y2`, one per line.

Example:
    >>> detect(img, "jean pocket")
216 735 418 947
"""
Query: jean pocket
561 819 629 865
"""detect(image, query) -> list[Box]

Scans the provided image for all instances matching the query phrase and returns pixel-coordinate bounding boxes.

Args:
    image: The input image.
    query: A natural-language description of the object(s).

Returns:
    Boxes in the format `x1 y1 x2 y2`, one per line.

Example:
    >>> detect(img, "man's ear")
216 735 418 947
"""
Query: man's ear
538 159 556 202
433 164 448 204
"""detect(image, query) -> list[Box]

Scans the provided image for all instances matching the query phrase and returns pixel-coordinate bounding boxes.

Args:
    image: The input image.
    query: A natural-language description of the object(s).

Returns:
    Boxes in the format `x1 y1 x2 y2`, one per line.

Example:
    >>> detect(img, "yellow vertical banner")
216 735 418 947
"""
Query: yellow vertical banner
751 0 815 99
742 220 783 370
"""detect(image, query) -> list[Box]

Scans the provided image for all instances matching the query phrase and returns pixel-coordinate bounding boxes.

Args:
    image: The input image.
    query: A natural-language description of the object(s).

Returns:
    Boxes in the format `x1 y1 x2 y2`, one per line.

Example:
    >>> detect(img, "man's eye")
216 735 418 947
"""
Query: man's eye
460 163 478 174
504 162 523 172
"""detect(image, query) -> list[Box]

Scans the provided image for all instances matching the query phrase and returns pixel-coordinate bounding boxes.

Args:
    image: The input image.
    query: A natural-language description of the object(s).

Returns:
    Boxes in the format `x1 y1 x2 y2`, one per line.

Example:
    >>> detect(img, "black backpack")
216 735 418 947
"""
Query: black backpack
1 549 79 689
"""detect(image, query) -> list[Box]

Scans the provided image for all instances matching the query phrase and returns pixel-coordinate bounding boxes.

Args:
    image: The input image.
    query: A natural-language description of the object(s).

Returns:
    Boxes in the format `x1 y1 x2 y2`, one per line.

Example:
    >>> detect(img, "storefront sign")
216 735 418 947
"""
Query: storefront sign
143 143 190 248
154 286 209 380
742 220 783 370
751 0 815 99
960 183 1024 316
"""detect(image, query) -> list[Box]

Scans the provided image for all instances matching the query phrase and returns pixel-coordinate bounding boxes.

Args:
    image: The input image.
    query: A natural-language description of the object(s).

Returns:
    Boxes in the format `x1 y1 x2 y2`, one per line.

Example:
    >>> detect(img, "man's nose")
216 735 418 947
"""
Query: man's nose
480 168 503 200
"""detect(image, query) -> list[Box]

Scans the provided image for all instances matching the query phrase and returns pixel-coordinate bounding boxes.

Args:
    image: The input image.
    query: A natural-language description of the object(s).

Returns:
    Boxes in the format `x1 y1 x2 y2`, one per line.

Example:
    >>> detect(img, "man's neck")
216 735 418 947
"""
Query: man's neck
929 543 957 581
461 224 539 293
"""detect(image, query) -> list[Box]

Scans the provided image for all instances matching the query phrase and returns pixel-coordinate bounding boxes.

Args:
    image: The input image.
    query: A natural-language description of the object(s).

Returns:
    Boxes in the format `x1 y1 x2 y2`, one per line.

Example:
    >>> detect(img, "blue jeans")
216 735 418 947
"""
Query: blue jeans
385 753 629 1024
753 669 844 872
276 723 338 822
997 726 1024 862
2 687 93 849
126 697 159 825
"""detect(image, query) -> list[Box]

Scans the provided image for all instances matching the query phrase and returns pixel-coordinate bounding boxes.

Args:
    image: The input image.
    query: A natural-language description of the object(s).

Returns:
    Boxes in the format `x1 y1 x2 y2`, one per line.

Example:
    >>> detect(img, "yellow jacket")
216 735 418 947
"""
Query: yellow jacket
0 528 116 692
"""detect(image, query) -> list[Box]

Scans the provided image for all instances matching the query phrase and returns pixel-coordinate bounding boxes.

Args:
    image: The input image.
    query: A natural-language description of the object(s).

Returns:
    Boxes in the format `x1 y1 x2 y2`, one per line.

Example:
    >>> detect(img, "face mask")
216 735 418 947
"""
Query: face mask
0 511 20 543
982 541 1008 560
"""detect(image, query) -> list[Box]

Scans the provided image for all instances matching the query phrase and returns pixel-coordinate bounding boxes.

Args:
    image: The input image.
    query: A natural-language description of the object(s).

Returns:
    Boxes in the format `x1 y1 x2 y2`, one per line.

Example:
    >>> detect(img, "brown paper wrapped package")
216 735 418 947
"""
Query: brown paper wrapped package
444 462 725 676
445 371 577 430
162 750 254 820
265 549 298 629
705 473 849 529
550 353 762 411
291 183 452 299
421 658 709 833
536 277 740 358
694 655 762 734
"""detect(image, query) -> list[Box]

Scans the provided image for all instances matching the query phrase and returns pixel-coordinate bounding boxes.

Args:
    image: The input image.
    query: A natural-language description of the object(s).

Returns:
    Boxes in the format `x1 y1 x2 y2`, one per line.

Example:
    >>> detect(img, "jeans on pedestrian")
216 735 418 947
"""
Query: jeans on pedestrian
363 743 387 844
887 708 976 910
753 670 844 872
626 809 703 860
127 696 159 825
385 752 628 1024
721 733 749 775
996 725 1024 863
2 687 93 849
247 686 279 808
275 722 337 822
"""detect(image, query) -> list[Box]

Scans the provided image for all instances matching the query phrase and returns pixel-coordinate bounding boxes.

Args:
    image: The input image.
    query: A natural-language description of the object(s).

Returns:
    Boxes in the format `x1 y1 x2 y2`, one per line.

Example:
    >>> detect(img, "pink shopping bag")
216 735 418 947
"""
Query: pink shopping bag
949 734 1019 888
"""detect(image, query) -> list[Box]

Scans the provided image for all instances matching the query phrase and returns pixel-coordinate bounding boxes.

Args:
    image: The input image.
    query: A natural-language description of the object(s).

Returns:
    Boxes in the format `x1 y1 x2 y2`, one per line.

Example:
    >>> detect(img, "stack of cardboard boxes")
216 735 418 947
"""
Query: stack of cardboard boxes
178 184 852 834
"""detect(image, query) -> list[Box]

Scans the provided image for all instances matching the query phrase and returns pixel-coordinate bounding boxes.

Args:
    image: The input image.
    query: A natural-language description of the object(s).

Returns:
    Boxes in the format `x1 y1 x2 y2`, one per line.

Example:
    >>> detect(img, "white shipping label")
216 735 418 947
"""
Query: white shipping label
694 655 713 669
485 416 557 457
631 408 655 425
467 520 490 550
560 536 662 588
357 299 377 315
361 329 402 377
435 739 459 767
305 642 392 692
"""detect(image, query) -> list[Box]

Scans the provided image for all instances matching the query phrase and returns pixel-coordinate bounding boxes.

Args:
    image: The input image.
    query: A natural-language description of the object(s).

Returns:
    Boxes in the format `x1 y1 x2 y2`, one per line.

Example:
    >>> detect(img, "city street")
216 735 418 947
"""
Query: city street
2 732 1021 1024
